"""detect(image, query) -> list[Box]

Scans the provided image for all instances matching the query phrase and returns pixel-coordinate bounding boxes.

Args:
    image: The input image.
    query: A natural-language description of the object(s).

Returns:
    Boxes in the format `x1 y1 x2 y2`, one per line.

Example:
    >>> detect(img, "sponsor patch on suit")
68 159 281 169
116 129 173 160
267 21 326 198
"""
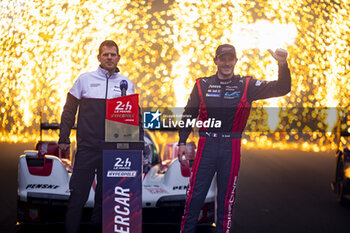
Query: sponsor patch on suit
224 91 240 99
206 93 221 98
208 89 221 93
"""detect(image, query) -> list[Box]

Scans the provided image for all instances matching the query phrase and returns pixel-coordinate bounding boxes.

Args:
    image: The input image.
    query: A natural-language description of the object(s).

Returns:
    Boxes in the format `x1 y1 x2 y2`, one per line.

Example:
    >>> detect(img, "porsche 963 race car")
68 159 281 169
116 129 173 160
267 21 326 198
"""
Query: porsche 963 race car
331 128 350 205
17 123 215 226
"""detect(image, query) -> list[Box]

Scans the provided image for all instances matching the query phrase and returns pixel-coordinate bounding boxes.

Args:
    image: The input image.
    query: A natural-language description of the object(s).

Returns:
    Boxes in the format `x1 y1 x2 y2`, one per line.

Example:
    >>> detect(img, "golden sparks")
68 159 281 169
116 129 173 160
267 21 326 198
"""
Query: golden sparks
0 0 349 151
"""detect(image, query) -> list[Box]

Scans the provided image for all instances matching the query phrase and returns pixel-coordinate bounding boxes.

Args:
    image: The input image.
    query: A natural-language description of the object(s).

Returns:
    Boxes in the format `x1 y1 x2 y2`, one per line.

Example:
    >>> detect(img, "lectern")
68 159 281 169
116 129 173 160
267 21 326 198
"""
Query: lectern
102 94 143 233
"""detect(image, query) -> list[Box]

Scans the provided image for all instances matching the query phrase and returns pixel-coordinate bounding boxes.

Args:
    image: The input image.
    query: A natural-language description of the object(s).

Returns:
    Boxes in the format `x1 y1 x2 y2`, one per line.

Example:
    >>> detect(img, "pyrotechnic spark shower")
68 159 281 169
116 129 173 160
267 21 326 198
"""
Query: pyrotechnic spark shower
0 0 349 151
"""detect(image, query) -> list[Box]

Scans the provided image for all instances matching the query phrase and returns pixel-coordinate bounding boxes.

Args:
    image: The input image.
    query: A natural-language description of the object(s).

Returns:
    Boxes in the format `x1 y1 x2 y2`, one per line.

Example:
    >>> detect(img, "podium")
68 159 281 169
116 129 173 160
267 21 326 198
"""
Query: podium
102 94 143 233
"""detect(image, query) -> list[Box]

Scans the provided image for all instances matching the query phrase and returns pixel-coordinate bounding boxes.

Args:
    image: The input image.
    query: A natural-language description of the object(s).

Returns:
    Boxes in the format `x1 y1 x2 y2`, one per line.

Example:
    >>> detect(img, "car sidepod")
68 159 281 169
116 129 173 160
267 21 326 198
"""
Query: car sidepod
142 158 215 224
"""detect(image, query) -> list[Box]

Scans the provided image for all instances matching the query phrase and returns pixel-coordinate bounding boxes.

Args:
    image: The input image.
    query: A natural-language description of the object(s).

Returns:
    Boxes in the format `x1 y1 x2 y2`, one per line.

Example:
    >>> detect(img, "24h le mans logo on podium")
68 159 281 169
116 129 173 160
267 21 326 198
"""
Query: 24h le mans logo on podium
105 94 139 142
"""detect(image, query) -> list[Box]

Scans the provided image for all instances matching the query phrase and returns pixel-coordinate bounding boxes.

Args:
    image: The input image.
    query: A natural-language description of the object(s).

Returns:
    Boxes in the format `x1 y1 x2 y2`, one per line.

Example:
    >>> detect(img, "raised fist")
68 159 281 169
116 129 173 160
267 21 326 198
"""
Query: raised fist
268 48 288 65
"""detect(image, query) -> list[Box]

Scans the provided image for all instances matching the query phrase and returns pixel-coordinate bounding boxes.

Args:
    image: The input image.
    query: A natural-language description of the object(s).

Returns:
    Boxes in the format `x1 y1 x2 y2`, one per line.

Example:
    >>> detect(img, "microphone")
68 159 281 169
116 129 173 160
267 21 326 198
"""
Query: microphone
120 80 128 96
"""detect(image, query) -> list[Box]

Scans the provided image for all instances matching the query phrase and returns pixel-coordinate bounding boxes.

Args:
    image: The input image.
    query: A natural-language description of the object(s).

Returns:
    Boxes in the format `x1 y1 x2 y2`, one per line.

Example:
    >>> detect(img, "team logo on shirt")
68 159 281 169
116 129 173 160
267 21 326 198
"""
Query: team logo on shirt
112 85 120 92
209 85 221 89
90 83 101 87
224 91 240 99
207 89 221 93
225 86 238 91
220 80 232 85
206 93 220 98
255 80 264 86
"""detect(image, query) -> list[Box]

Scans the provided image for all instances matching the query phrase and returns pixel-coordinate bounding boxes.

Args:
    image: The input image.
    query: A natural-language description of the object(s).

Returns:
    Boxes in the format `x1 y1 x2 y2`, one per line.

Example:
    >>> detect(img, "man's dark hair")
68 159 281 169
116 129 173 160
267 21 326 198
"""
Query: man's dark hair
99 40 119 55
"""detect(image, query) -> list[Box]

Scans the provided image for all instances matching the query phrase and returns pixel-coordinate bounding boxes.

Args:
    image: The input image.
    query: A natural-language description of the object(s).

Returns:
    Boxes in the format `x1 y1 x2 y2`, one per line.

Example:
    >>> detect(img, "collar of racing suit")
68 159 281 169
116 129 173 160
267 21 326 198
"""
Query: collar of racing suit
213 73 241 83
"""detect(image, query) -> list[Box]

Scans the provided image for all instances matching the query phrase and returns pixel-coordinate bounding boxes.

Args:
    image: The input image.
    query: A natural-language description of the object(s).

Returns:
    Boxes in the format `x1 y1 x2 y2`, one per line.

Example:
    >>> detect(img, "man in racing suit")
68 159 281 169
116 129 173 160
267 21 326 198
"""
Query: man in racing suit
58 40 140 233
177 44 291 233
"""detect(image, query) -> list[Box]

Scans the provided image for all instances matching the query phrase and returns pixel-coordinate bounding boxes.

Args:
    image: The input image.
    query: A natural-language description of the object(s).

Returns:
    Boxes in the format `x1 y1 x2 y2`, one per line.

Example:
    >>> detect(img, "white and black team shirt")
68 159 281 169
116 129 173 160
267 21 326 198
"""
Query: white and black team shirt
59 66 135 149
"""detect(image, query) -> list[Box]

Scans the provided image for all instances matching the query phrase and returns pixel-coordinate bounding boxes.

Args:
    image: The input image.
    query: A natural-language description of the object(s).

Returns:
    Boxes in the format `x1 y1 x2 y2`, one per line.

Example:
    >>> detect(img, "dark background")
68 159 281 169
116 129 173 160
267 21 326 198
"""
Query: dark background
1 143 350 233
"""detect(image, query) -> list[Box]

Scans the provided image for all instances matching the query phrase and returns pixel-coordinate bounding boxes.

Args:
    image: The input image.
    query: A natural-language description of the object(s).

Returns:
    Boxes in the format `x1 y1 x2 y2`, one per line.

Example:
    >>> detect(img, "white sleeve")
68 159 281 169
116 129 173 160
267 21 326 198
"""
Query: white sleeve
68 76 82 100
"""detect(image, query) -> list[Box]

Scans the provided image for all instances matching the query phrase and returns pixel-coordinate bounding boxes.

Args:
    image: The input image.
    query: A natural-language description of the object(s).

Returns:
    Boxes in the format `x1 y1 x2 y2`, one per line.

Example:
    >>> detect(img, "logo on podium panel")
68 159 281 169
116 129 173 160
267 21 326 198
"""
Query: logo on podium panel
105 94 139 142
103 150 142 233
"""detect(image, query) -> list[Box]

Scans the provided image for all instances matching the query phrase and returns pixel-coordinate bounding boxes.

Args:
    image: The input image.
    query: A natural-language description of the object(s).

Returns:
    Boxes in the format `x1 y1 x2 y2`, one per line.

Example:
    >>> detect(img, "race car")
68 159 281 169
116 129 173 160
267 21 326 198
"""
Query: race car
331 128 350 205
17 123 215 225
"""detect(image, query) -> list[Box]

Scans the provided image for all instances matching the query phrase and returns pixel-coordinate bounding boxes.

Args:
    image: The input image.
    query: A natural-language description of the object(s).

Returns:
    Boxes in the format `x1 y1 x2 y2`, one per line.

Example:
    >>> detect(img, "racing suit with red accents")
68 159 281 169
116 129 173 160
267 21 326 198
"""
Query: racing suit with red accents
178 63 291 233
